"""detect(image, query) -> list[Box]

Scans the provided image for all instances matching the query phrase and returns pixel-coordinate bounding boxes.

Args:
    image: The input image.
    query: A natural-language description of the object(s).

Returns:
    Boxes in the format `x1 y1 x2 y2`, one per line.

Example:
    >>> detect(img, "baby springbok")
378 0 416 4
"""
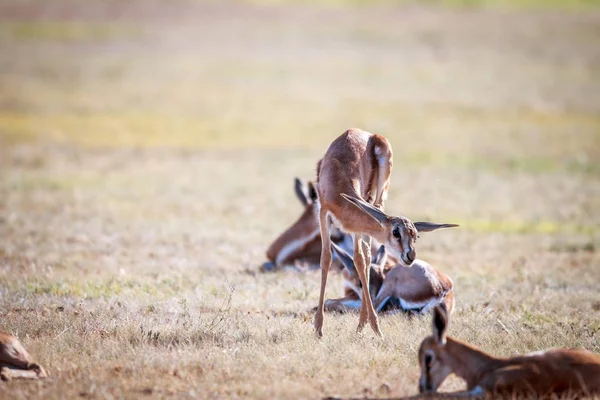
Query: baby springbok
315 128 458 337
263 177 396 271
326 243 454 315
0 331 47 381
418 305 600 397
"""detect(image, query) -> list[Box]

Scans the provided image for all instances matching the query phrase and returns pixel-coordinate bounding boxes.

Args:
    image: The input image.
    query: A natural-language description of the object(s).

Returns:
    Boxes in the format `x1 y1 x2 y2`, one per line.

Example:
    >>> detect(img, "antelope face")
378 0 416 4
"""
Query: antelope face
418 337 452 393
387 217 418 267
418 304 452 394
332 243 387 300
340 194 459 268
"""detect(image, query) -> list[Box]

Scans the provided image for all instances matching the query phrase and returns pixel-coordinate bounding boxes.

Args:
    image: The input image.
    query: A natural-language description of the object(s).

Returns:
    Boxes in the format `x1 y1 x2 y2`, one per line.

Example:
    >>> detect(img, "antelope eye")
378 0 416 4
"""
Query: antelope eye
425 353 433 366
392 227 401 238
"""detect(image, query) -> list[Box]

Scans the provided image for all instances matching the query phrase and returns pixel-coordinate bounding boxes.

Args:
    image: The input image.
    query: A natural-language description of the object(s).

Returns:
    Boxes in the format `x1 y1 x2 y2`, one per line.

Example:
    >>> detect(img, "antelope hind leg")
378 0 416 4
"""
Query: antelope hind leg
0 365 46 381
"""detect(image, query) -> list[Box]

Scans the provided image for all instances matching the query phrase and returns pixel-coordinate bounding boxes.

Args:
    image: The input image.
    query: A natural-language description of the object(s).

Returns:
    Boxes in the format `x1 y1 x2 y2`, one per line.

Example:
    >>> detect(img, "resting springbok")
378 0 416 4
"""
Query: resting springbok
0 331 47 381
263 177 395 272
325 243 454 315
314 128 458 337
326 243 454 315
418 305 600 397
263 178 342 271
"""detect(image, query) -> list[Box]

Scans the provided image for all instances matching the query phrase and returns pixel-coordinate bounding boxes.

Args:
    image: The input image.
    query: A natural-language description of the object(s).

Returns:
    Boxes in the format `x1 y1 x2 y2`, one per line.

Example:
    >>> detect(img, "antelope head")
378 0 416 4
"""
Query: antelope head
341 194 458 267
330 242 388 301
418 304 452 393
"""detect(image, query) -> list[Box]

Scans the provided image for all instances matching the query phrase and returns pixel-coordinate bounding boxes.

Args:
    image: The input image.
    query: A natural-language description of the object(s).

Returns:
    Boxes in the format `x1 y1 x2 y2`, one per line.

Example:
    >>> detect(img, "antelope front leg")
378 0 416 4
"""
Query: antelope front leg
361 234 380 333
372 284 394 314
0 367 45 381
314 209 332 338
324 297 361 313
353 234 382 336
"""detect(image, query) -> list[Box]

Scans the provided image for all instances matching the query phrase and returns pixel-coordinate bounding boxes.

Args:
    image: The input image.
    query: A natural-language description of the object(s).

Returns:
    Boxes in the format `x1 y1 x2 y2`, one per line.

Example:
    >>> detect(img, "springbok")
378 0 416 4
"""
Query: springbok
263 177 394 272
418 305 600 397
0 331 47 381
326 243 454 315
314 128 458 337
263 178 326 271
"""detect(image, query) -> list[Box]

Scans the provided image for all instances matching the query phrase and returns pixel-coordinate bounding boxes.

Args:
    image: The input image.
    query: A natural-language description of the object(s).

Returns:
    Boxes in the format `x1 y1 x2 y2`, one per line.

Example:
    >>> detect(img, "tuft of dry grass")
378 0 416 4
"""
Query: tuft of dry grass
0 0 599 399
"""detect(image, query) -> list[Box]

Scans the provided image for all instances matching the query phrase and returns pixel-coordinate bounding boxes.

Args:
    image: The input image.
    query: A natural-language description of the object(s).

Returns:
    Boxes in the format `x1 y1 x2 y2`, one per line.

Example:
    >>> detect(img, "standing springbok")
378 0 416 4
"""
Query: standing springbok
314 128 458 337
0 331 47 381
418 305 600 397
263 177 395 272
326 244 454 315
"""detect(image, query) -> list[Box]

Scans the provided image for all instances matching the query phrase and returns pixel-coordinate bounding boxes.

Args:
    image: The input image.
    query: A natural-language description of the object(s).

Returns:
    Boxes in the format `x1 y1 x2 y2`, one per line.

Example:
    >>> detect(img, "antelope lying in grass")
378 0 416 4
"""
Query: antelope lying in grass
263 178 343 271
418 305 600 397
0 331 47 381
326 243 454 315
315 128 458 337
263 177 393 272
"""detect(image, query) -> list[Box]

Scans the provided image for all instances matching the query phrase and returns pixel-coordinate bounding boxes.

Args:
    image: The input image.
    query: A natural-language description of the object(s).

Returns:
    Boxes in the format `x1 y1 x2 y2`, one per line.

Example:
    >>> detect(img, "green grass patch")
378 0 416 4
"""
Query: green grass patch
19 277 180 299
460 219 597 235
239 0 600 9
0 21 143 43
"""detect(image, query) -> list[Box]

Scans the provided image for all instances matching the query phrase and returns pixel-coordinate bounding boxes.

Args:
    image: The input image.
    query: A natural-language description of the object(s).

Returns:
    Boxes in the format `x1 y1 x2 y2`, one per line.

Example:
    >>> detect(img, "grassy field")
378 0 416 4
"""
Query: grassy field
1 0 599 398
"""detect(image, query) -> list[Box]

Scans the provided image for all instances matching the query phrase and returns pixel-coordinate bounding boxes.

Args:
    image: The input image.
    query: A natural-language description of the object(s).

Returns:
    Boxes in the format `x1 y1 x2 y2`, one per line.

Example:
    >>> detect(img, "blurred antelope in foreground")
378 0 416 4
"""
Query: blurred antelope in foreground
263 178 393 272
418 305 600 397
0 331 47 381
314 128 458 337
326 243 454 315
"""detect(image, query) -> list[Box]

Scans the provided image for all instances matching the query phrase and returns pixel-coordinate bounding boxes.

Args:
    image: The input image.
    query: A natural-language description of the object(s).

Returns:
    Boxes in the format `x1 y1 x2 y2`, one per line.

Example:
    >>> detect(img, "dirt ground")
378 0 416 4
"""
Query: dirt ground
0 0 599 398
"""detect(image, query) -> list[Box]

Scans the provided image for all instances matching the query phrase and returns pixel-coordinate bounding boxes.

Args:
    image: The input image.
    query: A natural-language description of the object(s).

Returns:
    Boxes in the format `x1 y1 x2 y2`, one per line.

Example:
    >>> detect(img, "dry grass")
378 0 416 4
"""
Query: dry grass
0 0 599 399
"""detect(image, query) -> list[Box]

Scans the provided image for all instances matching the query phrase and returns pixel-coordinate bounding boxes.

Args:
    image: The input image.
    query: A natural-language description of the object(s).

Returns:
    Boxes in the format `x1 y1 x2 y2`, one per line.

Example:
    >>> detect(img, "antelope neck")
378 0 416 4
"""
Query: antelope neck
444 337 506 390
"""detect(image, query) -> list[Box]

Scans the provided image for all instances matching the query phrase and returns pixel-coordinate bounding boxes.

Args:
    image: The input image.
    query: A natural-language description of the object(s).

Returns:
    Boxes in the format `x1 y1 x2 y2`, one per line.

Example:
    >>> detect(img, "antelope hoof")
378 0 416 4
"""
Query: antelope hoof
356 321 366 334
32 364 47 378
370 317 383 337
372 326 384 338
260 261 277 272
314 312 324 338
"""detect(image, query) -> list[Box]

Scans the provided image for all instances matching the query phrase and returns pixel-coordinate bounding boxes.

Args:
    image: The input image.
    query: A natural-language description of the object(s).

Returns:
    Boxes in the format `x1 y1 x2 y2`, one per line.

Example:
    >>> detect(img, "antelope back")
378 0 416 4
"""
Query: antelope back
382 259 454 314
0 332 34 368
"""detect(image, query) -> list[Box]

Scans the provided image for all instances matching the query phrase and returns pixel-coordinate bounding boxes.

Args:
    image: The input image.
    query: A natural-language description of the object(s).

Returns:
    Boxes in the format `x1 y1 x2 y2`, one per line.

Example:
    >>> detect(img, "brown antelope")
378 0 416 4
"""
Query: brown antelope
0 331 47 381
418 305 600 397
314 128 458 337
263 178 325 271
326 243 454 315
263 177 393 272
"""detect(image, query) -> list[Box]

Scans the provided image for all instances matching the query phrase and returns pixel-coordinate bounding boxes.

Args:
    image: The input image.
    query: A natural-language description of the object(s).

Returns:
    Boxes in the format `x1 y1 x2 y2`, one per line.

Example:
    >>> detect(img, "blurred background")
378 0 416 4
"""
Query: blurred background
0 1 599 398
1 0 598 282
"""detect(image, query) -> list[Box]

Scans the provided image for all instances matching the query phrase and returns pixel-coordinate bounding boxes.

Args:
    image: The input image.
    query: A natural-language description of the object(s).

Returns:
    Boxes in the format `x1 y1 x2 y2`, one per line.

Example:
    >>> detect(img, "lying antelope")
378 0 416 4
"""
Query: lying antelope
314 128 458 337
264 178 343 271
326 243 454 315
0 331 47 381
263 177 393 272
418 305 600 397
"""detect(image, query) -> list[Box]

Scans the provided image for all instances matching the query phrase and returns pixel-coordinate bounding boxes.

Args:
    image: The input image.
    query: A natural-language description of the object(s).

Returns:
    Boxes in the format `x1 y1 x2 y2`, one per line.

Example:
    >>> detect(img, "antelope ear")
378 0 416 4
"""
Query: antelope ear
341 194 388 226
307 181 318 203
432 304 449 345
294 177 309 206
331 242 356 275
373 245 387 267
415 222 459 232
